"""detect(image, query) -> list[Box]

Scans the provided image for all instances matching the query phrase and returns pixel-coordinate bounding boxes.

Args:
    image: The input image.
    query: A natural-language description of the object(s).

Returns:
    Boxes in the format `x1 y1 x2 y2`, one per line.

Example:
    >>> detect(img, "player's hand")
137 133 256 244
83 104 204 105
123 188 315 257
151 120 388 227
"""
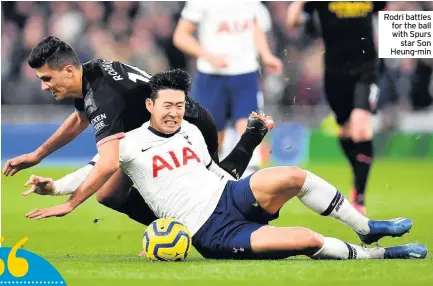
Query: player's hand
3 152 42 177
25 202 74 220
22 175 56 196
261 53 283 75
286 1 306 30
250 111 276 130
204 54 228 68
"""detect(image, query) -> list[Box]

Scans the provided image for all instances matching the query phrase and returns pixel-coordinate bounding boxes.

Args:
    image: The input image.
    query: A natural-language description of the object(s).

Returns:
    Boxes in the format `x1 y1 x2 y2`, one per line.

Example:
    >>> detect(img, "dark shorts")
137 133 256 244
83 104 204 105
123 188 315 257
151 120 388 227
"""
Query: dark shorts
192 175 282 260
324 63 380 125
191 71 260 131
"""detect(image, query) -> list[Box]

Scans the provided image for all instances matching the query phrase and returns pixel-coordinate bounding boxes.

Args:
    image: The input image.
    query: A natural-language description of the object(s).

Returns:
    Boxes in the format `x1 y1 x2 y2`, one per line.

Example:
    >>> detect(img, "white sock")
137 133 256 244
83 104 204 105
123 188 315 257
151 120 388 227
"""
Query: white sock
297 170 370 235
311 237 385 260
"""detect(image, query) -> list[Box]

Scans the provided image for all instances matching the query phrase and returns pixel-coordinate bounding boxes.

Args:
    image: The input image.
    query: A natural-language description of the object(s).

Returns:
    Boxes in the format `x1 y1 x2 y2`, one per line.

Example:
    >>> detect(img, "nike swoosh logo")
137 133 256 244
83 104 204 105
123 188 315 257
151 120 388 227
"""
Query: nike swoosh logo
330 200 337 207
142 147 151 152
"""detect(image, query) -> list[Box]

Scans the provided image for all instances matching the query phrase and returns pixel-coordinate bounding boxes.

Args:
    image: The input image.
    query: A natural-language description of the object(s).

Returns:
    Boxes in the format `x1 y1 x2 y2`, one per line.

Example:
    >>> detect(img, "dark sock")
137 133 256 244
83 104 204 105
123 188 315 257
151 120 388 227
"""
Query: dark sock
339 137 356 174
219 131 262 179
113 187 157 225
338 138 374 205
352 140 374 204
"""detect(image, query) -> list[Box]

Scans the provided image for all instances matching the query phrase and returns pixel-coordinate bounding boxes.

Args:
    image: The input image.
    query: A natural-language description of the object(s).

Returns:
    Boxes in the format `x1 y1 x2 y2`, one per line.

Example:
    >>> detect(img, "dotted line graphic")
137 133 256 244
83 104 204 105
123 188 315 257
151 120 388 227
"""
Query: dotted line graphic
0 282 64 284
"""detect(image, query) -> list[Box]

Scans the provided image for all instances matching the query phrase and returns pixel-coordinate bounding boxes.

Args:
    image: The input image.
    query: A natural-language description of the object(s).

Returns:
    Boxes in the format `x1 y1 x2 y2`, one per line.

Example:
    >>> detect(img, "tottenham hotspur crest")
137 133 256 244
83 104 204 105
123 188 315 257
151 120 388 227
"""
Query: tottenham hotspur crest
183 135 192 145
233 247 244 253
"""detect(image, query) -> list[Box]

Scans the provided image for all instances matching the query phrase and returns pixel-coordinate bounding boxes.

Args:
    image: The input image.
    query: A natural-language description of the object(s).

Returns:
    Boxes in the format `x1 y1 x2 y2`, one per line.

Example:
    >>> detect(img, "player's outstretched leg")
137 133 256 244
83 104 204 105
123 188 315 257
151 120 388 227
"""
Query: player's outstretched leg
249 166 413 245
297 170 414 245
219 112 274 179
250 226 427 260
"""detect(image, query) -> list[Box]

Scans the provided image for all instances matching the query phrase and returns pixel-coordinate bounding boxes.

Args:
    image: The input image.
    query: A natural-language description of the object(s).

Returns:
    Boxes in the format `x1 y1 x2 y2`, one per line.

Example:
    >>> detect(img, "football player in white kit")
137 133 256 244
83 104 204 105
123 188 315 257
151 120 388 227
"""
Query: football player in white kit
173 0 282 174
25 69 427 261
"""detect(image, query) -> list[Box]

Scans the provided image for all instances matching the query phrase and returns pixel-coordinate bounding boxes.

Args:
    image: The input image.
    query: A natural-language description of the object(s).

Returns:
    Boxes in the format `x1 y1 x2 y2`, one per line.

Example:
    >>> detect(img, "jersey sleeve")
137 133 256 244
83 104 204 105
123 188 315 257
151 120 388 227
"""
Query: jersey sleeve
119 135 135 165
181 0 206 23
255 2 273 33
88 82 126 146
53 163 94 196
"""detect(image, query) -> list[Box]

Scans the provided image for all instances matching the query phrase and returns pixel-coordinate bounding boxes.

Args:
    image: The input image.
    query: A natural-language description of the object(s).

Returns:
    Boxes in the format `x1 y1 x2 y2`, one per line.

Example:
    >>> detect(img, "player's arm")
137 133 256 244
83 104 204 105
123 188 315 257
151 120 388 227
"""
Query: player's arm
36 111 89 159
23 138 132 197
3 110 89 176
22 157 97 196
253 17 283 75
173 19 205 59
25 136 122 219
173 2 227 68
54 156 98 196
253 19 273 59
66 139 120 207
286 1 311 30
65 86 125 210
173 1 205 59
25 85 125 219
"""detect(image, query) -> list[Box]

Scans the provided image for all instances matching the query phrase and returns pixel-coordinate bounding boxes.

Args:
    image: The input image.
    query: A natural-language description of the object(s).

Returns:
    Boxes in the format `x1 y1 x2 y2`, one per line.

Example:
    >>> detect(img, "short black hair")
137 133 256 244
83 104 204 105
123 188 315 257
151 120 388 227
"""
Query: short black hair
27 36 80 70
148 69 192 101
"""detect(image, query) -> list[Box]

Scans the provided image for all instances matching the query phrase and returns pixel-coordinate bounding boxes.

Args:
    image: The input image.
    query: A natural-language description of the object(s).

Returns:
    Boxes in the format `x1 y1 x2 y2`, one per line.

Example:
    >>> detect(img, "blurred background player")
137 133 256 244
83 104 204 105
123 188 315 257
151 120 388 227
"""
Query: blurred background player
287 1 387 214
173 0 283 177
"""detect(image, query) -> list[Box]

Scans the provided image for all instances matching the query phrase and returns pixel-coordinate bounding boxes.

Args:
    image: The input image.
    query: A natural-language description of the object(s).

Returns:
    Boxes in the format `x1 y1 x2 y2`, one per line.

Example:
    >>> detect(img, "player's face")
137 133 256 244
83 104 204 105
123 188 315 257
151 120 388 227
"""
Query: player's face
35 64 75 100
146 89 186 134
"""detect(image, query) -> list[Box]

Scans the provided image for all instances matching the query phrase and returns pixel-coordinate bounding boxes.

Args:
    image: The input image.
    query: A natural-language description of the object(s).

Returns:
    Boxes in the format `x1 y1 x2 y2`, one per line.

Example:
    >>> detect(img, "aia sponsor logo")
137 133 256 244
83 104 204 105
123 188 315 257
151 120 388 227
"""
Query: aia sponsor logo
217 20 251 34
152 147 201 178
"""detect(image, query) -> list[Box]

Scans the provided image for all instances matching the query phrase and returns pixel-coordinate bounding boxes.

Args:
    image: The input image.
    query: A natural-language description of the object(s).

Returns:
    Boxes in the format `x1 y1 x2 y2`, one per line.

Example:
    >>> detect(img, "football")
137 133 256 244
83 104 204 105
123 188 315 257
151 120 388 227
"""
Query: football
142 218 192 261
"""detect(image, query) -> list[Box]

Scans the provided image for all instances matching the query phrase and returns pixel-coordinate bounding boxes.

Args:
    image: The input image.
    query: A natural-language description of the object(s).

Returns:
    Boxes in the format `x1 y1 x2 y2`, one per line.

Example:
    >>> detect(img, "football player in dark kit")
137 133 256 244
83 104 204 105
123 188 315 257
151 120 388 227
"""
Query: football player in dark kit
287 2 387 214
3 36 274 222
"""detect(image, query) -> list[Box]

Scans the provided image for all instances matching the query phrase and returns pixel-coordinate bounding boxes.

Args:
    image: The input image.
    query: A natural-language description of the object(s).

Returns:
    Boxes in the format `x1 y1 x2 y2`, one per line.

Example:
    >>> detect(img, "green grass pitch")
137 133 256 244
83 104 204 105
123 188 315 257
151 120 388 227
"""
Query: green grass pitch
2 159 433 285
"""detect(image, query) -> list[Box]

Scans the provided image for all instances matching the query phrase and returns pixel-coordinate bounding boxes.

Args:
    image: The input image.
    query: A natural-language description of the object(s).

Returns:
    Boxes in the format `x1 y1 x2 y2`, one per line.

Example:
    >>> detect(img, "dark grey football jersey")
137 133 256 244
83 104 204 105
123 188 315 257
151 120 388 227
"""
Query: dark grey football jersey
75 59 199 144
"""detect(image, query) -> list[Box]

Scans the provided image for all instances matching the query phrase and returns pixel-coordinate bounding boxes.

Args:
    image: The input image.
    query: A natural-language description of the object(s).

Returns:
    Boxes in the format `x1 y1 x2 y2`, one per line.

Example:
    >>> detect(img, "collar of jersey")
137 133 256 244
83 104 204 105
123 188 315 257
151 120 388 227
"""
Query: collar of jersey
148 126 181 138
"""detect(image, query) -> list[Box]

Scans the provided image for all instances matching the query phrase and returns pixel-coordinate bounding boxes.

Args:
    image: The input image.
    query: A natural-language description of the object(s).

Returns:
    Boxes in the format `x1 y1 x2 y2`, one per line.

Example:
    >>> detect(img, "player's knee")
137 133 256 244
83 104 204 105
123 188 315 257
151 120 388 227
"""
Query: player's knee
95 192 111 206
96 191 125 209
298 228 324 249
338 122 351 138
351 118 372 142
310 232 324 249
285 166 306 190
352 128 371 142
305 229 324 249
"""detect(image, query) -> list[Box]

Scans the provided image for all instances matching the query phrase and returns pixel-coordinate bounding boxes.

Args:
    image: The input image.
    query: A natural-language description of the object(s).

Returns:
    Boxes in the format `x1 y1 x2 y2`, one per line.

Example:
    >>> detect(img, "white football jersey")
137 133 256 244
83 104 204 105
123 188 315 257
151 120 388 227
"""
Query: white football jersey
119 120 230 235
181 0 261 75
